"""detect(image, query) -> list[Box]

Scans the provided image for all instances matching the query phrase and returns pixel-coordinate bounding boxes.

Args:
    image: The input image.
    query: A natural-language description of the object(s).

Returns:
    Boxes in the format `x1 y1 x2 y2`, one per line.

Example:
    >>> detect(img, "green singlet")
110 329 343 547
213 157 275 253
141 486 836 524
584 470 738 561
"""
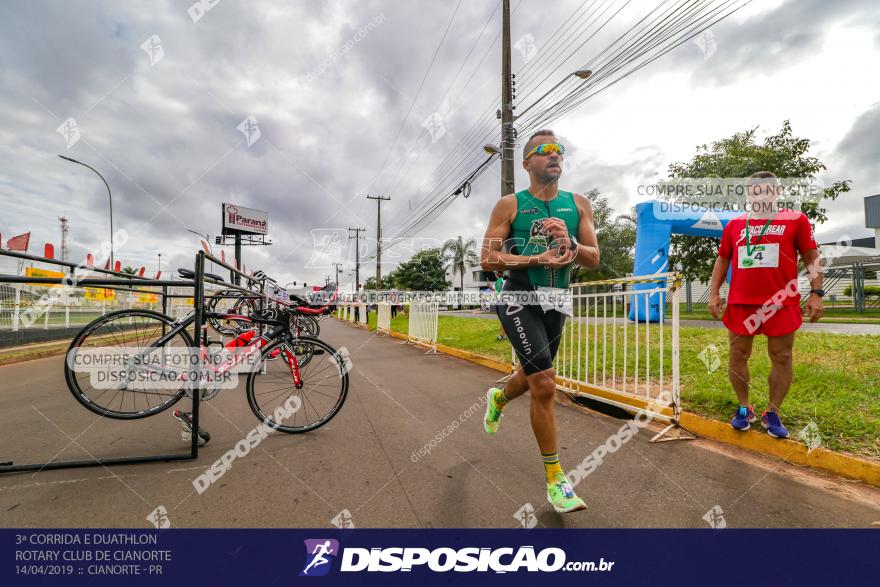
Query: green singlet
508 189 580 288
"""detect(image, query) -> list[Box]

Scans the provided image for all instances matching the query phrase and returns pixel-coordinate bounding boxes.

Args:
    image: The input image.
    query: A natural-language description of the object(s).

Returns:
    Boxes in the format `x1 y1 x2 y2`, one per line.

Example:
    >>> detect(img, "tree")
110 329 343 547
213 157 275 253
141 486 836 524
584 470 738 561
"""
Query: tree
121 266 137 275
666 120 851 282
571 189 636 283
363 277 388 290
441 236 479 294
386 248 450 291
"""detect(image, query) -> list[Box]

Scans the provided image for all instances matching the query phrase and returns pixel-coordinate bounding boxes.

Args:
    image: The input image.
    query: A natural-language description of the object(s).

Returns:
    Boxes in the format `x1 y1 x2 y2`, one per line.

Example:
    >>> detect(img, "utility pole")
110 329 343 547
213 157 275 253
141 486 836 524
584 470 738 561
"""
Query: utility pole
332 263 343 289
500 0 516 197
348 227 366 291
366 195 390 289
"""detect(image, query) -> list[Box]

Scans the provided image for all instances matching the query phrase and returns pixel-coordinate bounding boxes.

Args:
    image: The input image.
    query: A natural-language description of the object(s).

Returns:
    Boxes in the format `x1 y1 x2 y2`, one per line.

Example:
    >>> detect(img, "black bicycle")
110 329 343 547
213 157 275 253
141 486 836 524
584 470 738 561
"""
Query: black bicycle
64 296 349 434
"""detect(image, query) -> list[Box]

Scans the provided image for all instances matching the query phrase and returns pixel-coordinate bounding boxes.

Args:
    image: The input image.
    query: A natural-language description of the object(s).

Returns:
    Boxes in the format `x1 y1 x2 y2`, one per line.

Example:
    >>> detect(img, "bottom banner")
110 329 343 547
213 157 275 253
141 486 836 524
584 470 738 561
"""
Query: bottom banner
4 529 878 585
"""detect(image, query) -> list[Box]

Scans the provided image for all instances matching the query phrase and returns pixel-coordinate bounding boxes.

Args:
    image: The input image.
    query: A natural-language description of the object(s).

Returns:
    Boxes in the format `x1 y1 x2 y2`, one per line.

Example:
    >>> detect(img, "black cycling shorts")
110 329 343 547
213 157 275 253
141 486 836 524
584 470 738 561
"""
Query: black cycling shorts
496 295 566 376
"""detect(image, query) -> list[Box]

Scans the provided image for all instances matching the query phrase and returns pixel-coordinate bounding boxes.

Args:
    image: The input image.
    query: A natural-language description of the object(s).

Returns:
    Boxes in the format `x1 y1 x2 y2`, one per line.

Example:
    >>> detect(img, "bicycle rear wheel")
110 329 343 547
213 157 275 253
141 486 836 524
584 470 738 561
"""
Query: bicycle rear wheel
64 309 193 419
207 290 257 335
246 337 348 433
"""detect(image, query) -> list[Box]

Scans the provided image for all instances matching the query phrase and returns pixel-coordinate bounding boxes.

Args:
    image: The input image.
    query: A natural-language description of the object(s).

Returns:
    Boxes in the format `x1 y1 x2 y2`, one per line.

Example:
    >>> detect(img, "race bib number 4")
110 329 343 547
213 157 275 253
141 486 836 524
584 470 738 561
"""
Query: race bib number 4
738 243 779 269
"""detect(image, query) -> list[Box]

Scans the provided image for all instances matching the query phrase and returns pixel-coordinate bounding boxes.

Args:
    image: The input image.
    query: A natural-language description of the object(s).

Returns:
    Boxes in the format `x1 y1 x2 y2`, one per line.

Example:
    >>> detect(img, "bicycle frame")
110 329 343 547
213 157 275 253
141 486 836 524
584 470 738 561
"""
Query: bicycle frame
100 311 303 389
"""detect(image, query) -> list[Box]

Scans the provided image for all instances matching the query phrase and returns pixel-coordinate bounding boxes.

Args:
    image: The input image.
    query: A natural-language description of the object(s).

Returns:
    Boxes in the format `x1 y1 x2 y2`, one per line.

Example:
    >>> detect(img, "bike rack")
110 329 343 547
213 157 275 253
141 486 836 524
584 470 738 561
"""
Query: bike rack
0 248 282 475
0 253 215 474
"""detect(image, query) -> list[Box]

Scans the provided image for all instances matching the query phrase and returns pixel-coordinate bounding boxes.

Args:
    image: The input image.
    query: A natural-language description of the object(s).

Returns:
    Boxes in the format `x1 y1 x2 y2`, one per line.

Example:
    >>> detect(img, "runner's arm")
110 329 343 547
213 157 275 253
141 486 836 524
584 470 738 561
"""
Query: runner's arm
801 247 824 322
708 256 730 319
572 194 600 269
480 194 548 272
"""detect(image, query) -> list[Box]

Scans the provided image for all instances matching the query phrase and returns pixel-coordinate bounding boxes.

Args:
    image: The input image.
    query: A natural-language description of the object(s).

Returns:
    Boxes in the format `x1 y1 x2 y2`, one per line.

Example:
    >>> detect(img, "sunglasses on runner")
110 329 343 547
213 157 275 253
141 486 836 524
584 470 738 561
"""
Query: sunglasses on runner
524 142 565 160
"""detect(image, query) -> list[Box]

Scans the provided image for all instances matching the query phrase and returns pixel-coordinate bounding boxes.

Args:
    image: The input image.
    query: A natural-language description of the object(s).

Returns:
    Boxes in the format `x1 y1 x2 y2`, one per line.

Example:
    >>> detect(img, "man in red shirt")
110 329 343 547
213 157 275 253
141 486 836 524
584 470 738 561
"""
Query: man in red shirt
708 171 824 438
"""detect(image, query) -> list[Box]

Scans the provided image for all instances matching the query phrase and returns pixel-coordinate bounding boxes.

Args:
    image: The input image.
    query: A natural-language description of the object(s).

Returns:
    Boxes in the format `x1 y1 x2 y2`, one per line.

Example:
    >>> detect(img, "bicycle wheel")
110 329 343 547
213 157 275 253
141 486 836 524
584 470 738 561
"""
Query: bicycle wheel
207 290 257 335
64 309 193 419
246 337 348 433
290 314 319 338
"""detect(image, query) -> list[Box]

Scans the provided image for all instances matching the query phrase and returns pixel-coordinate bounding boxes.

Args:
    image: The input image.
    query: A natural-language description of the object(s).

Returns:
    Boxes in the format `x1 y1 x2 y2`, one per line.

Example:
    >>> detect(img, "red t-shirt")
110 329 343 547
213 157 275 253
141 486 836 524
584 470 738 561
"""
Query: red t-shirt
718 210 817 306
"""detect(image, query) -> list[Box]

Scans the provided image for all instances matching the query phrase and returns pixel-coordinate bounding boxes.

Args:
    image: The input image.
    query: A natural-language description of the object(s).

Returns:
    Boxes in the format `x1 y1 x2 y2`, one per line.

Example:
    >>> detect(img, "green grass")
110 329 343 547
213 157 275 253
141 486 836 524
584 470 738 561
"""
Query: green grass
359 312 880 459
676 304 880 324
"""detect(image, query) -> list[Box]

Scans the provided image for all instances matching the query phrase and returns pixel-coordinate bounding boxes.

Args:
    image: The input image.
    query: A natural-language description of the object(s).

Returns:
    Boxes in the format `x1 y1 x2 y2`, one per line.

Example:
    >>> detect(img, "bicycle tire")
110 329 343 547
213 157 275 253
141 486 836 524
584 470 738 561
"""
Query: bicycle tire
64 309 193 419
245 337 348 433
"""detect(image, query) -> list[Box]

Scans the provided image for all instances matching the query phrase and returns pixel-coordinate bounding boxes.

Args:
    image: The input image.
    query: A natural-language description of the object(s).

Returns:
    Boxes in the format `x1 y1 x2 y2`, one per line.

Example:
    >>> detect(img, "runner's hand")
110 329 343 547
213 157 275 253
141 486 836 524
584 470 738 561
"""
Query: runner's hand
542 218 569 243
536 246 576 268
708 294 724 319
805 294 824 323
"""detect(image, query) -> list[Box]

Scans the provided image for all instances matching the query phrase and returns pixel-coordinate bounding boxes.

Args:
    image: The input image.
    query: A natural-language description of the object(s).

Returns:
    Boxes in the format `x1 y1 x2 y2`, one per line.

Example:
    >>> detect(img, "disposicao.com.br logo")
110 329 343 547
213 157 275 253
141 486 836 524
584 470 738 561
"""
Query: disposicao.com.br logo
300 541 615 575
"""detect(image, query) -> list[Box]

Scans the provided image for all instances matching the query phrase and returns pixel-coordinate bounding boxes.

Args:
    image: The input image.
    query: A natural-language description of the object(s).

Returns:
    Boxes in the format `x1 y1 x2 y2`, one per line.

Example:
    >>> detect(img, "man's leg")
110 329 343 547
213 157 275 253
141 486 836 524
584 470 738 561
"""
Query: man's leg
728 331 754 406
766 332 795 412
527 367 559 455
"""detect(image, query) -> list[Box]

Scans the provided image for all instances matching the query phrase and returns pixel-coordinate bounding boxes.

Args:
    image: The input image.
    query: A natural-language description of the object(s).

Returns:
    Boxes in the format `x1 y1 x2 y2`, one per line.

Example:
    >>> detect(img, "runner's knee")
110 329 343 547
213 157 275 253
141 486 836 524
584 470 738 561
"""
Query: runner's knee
528 369 557 401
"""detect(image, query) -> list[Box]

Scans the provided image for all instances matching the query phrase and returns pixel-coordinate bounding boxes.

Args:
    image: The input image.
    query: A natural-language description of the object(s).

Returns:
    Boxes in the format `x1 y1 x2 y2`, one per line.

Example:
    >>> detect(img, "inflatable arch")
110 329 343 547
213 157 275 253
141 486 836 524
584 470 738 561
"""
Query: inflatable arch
628 200 742 322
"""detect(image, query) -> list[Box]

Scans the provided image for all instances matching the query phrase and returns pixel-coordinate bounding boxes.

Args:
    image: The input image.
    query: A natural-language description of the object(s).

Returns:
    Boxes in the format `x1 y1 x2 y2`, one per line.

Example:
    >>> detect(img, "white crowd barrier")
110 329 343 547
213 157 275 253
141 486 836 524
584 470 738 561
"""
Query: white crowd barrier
408 301 439 352
0 257 175 332
550 274 682 434
377 302 391 334
358 303 368 325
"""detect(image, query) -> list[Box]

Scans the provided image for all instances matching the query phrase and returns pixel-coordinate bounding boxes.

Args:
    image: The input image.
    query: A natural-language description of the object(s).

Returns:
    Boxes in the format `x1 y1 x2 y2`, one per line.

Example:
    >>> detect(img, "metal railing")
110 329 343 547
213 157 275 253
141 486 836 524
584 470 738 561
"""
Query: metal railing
554 273 681 431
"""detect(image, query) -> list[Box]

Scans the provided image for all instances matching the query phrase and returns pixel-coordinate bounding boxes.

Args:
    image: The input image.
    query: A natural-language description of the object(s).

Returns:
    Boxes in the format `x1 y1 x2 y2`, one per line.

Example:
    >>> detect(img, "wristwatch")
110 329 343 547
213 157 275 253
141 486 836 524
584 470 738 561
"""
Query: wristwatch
809 288 825 297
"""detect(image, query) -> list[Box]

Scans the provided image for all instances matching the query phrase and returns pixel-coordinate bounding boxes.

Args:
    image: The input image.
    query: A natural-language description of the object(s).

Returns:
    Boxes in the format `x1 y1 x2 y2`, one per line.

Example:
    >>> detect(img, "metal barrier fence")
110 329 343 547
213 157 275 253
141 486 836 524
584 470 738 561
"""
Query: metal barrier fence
408 301 439 352
552 274 681 437
377 302 391 333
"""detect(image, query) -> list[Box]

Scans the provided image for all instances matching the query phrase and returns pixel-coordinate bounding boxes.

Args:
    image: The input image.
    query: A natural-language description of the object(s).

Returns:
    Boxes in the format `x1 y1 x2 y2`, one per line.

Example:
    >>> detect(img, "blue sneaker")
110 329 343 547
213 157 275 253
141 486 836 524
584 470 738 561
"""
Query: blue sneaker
761 411 790 438
730 405 753 431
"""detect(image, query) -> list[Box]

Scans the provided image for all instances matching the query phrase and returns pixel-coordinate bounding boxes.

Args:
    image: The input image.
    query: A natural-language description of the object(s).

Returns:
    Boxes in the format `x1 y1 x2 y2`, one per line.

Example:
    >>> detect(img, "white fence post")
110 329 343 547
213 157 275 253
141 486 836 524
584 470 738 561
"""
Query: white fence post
12 285 20 332
408 301 439 353
377 302 391 334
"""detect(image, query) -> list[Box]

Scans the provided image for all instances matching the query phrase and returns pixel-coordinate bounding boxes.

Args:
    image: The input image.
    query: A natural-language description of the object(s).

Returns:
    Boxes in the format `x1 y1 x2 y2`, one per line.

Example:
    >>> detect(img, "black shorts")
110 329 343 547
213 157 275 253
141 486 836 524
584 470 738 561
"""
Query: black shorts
496 295 566 376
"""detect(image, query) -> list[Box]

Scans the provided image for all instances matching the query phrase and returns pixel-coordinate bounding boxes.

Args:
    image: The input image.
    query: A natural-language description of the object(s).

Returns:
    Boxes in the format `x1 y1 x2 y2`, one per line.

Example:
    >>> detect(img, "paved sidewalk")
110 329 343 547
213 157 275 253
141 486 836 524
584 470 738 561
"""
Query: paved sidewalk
0 319 878 528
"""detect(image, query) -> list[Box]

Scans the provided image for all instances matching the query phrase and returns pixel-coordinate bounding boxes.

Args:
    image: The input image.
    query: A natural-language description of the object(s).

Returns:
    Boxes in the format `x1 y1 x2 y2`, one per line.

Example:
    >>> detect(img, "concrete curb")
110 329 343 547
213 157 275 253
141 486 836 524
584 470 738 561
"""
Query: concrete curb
342 319 880 488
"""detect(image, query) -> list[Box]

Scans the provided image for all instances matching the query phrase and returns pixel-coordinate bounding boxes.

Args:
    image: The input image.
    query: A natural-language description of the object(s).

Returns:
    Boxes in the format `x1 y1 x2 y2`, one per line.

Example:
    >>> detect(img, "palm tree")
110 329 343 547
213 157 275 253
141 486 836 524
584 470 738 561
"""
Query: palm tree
441 236 479 308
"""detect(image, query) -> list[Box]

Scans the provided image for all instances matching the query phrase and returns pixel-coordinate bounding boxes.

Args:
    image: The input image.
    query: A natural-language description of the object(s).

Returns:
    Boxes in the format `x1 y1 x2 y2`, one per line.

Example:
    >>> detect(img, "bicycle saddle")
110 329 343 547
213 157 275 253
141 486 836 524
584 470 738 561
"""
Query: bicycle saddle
177 267 225 282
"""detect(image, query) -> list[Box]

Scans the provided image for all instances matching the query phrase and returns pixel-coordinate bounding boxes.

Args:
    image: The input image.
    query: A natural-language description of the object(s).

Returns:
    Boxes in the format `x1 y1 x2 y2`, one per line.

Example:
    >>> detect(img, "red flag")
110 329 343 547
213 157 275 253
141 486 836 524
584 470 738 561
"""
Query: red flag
44 243 55 259
155 271 162 279
7 232 30 252
104 258 110 270
86 253 94 269
138 267 145 277
220 250 226 263
200 240 210 254
114 260 121 273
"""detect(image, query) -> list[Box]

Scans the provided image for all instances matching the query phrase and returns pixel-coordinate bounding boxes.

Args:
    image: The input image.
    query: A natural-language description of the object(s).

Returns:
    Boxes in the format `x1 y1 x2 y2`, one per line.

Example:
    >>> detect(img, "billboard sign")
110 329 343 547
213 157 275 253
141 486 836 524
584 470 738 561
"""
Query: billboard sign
222 203 268 235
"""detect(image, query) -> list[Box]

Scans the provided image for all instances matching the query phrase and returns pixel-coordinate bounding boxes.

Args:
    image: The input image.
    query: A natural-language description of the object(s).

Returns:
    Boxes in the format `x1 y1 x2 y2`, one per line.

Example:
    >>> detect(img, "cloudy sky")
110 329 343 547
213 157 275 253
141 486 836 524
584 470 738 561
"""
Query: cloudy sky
1 0 878 288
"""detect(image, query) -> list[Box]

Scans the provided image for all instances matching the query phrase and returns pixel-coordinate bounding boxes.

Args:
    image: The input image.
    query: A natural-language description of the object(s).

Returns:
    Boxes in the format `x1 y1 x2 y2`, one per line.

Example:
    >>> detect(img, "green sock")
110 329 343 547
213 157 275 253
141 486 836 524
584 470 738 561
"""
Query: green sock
542 451 563 484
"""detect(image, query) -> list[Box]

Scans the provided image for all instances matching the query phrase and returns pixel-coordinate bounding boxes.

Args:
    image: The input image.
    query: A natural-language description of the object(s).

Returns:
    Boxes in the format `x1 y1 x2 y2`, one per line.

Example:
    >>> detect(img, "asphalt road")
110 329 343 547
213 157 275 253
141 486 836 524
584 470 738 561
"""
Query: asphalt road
1 319 878 529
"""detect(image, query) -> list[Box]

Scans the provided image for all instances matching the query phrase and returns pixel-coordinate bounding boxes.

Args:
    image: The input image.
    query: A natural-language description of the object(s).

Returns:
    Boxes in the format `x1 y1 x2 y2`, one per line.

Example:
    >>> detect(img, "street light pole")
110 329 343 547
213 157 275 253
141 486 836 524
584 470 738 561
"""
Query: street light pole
515 69 592 120
58 155 114 267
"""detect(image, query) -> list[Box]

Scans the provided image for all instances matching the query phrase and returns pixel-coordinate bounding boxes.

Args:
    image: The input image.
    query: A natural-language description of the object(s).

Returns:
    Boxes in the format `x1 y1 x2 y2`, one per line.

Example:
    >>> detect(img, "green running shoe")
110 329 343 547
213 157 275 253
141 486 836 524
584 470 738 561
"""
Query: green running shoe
547 472 587 513
483 387 504 435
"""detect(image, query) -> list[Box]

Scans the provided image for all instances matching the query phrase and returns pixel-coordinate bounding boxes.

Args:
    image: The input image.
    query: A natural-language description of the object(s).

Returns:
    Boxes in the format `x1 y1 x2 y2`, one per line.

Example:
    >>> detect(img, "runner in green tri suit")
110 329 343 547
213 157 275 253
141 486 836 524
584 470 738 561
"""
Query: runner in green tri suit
479 129 600 513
